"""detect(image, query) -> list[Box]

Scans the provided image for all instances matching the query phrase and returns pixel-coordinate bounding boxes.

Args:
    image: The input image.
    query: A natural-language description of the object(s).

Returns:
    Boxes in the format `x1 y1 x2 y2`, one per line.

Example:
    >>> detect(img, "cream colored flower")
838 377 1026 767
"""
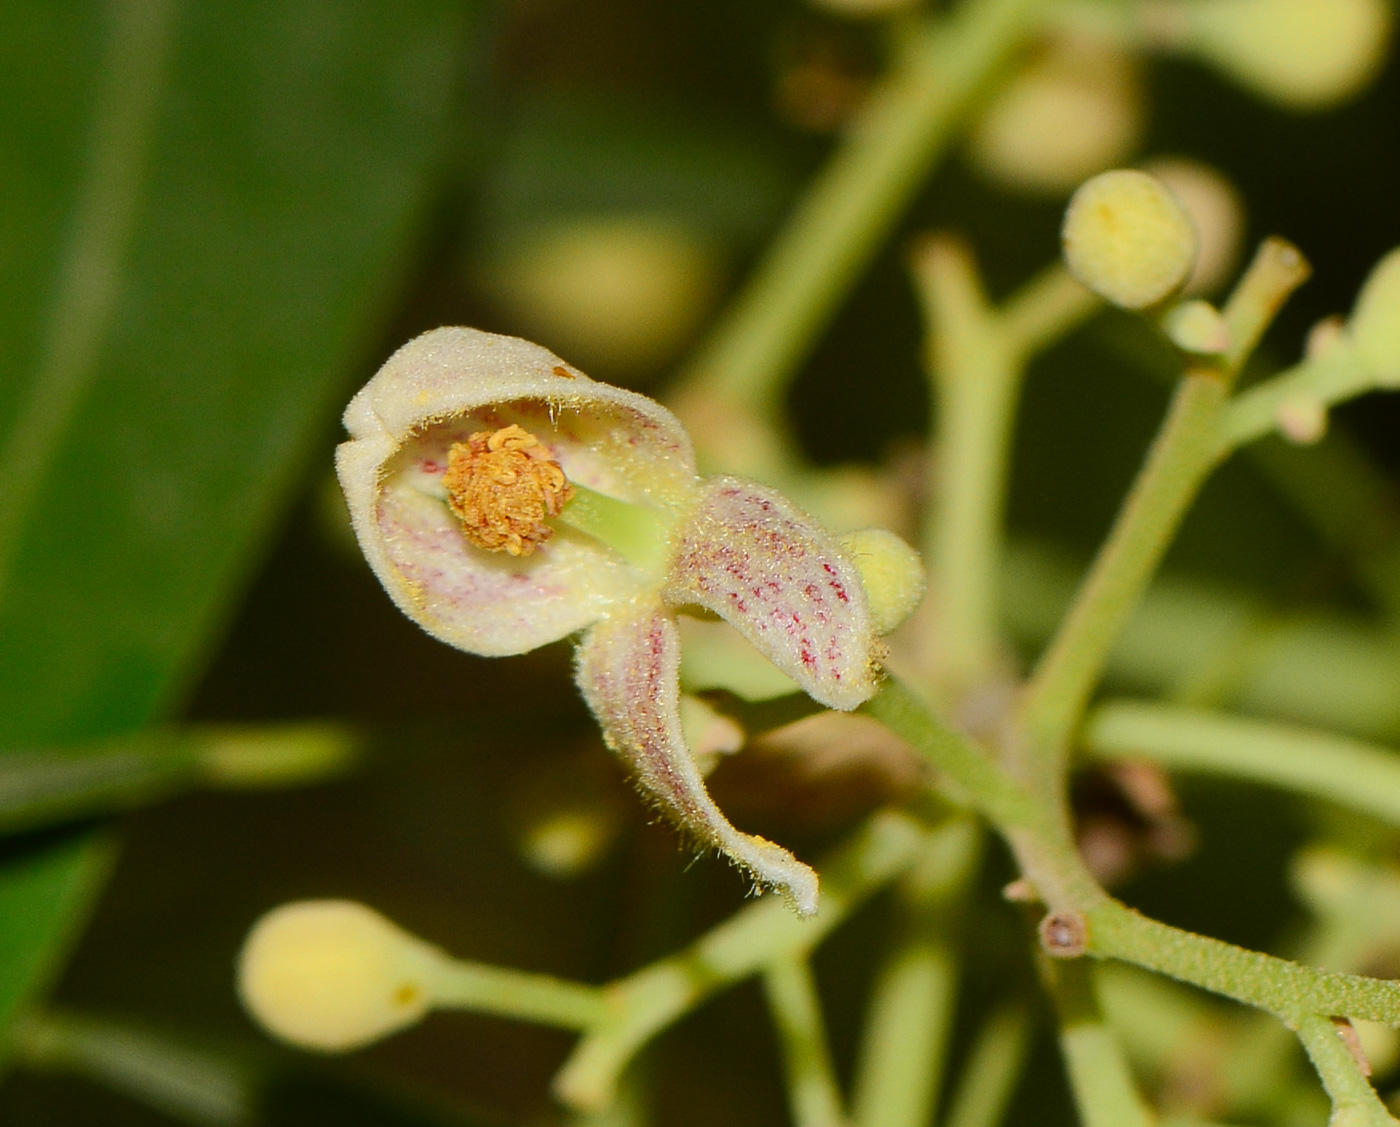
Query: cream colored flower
338 328 918 915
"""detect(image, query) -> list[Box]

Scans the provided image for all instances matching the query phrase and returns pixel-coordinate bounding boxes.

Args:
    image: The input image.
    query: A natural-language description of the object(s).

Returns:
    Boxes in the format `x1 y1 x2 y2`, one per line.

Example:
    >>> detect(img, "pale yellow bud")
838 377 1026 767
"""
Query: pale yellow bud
475 216 723 373
237 901 446 1052
1275 394 1328 444
1162 299 1230 354
968 39 1143 194
840 529 925 635
1062 169 1199 310
1168 0 1392 109
1349 248 1400 386
1143 159 1244 295
520 808 620 878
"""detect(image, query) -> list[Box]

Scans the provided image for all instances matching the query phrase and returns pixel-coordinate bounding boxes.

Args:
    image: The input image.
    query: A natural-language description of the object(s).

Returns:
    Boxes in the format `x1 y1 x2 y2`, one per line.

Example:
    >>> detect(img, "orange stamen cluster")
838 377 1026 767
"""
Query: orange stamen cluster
443 424 574 556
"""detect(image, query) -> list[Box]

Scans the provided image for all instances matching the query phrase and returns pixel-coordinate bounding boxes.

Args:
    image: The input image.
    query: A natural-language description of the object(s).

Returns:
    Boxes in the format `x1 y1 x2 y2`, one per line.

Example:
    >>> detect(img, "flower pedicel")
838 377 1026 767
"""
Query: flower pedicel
337 327 921 915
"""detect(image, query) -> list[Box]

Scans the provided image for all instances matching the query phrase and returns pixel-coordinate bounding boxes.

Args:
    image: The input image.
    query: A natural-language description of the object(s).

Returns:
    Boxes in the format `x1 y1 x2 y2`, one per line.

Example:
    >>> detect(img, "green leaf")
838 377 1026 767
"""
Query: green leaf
0 0 480 1063
0 832 114 1068
0 0 479 745
0 723 361 836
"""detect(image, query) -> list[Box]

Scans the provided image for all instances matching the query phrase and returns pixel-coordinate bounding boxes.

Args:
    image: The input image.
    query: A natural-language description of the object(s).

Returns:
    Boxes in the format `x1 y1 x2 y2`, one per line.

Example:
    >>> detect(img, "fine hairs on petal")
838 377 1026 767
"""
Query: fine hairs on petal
575 605 820 916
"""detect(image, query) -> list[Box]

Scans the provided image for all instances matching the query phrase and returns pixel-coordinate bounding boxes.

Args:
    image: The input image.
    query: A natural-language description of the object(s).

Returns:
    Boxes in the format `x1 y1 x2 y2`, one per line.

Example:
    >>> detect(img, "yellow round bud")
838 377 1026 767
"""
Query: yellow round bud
1061 169 1199 310
840 529 925 635
237 900 445 1052
967 39 1143 195
1162 299 1230 355
1177 0 1391 109
475 216 723 374
1349 248 1400 386
1143 158 1244 295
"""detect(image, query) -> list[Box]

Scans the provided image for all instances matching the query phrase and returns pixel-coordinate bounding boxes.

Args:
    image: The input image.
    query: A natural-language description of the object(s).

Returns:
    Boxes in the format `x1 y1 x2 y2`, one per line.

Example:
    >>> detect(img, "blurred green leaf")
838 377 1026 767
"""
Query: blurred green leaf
0 0 479 745
0 833 114 1067
0 723 361 836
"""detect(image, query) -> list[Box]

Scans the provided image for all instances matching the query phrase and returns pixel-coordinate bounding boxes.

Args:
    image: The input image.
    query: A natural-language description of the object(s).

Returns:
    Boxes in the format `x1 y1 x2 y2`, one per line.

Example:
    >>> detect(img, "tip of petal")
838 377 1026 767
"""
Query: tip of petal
745 844 819 918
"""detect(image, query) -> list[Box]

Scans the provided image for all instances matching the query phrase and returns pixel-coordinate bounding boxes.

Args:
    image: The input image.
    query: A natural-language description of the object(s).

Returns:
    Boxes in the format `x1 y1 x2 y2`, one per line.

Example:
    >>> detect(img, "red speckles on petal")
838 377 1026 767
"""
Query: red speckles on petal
661 476 878 711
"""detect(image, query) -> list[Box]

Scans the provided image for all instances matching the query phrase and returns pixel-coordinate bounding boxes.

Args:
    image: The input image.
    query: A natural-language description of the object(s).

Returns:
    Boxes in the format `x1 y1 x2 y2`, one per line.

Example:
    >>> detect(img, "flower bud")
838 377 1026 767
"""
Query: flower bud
967 38 1143 195
840 529 925 635
1062 169 1199 310
1349 248 1400 386
1162 299 1230 355
1143 159 1244 295
475 216 723 374
237 901 446 1052
1166 0 1391 109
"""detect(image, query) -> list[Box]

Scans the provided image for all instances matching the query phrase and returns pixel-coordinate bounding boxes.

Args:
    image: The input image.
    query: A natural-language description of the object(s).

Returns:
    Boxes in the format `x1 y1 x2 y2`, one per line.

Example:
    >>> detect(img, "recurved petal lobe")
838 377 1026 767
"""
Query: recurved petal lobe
574 603 819 916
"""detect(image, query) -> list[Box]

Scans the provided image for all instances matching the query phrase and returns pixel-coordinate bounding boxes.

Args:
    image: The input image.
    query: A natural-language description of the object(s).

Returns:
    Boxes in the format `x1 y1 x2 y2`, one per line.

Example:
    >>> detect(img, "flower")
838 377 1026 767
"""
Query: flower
337 328 915 915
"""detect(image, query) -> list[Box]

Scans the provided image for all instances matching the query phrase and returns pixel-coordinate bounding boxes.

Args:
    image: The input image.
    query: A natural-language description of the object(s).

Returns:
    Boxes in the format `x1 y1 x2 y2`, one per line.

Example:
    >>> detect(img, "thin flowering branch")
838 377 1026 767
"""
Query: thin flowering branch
553 812 929 1112
1019 236 1312 771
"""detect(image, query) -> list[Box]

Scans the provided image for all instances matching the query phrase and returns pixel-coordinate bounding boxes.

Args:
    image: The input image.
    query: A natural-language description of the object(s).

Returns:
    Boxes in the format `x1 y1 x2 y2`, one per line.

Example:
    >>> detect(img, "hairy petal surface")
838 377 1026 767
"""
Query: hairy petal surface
575 603 819 916
337 328 700 655
663 477 881 711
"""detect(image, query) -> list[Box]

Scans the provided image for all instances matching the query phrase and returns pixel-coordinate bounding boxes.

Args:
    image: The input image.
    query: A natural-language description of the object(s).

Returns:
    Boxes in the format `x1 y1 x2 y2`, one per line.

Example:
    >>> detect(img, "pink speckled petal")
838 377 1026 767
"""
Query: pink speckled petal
336 328 701 655
575 604 818 916
661 476 880 711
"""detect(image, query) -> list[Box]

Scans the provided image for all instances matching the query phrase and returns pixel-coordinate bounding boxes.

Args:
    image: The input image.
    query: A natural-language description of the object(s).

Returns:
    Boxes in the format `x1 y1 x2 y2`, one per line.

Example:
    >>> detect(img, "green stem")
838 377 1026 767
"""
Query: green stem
1041 959 1156 1127
674 0 1046 418
1296 1014 1398 1126
1082 700 1400 827
1220 345 1375 452
1086 900 1400 1027
1000 265 1100 357
850 819 980 1127
1019 372 1227 763
940 1001 1032 1127
860 678 1041 831
763 956 849 1127
557 483 679 576
862 684 1400 1029
916 238 1018 690
1000 539 1400 739
430 959 609 1031
553 812 927 1112
1220 239 1312 375
916 249 1100 695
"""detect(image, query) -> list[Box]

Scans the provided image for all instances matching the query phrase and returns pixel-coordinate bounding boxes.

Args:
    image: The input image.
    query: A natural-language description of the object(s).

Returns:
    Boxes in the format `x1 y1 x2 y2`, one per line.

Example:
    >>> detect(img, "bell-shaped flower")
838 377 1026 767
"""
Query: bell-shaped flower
338 328 905 916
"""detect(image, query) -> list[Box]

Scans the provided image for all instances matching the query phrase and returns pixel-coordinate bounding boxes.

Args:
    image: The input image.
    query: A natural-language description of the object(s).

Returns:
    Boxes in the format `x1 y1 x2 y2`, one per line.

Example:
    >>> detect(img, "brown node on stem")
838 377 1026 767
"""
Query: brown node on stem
1039 910 1088 958
443 424 575 556
1332 1017 1372 1077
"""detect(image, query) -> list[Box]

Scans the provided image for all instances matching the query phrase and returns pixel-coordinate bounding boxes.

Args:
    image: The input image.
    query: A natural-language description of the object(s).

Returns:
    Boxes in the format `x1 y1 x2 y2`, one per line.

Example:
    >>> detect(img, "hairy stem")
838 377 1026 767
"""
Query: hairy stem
1020 372 1227 763
1296 1014 1398 1127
